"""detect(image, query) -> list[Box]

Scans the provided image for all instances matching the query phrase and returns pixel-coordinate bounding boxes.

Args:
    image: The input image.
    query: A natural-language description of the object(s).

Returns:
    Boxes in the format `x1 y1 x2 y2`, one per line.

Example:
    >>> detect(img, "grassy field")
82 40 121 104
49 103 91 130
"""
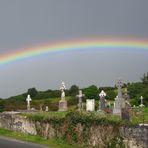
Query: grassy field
22 106 148 125
0 128 80 148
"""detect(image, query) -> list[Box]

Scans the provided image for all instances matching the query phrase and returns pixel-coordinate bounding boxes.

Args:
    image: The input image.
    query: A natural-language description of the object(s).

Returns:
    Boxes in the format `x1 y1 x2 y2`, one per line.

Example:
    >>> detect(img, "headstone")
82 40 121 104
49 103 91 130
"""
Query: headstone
76 90 85 111
113 79 123 115
86 99 95 111
139 96 144 107
99 90 106 111
26 95 32 110
121 87 132 121
58 81 68 111
121 100 131 121
45 106 49 112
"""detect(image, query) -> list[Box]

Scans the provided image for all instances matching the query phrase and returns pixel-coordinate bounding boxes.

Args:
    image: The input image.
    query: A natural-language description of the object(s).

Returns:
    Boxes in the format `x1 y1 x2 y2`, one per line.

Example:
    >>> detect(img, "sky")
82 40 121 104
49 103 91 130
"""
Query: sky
0 0 148 98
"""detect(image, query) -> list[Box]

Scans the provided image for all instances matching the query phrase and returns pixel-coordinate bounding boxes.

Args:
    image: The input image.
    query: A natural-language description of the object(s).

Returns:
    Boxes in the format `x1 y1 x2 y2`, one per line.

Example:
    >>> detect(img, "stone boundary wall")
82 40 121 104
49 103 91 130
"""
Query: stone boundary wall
0 112 147 148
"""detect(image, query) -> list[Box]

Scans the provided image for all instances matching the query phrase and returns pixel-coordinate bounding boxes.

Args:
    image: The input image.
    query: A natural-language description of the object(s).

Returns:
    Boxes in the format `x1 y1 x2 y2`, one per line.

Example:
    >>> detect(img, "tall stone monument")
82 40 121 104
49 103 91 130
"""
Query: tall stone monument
99 90 106 111
26 94 32 110
113 79 123 115
76 90 85 111
139 96 144 107
58 81 67 111
86 99 95 111
121 88 131 121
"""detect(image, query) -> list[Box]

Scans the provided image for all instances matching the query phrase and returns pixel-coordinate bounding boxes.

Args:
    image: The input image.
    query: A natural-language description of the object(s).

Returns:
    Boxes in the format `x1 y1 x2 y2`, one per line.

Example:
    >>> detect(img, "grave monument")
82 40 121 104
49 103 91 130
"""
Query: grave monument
86 99 95 111
121 89 131 121
139 96 144 107
76 90 85 111
58 81 67 111
113 79 123 115
99 90 106 111
26 94 32 110
45 106 49 112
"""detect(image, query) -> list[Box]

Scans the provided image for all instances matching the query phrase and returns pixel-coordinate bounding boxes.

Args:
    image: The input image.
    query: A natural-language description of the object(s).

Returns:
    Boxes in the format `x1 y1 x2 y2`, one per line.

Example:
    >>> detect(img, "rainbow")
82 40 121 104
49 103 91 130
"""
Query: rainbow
0 38 148 65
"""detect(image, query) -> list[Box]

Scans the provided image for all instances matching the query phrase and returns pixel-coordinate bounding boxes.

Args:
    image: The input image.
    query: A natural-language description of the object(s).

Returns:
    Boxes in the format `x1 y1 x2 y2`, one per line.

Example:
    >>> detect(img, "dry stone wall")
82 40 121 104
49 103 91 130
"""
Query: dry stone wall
0 112 147 148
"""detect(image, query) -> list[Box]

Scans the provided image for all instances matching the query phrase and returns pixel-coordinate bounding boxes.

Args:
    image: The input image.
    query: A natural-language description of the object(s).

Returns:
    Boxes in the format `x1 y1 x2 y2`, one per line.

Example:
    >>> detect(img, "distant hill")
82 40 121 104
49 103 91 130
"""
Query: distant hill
0 74 148 112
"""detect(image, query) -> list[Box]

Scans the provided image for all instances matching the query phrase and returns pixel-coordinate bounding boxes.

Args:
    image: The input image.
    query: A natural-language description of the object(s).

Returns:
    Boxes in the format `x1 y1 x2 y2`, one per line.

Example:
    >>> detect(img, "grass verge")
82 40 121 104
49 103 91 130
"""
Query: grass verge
0 128 79 148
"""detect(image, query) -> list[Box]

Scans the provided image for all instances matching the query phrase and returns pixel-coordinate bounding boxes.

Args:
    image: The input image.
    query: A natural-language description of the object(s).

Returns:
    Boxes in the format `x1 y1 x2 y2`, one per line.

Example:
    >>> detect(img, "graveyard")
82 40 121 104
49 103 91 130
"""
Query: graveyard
0 74 148 148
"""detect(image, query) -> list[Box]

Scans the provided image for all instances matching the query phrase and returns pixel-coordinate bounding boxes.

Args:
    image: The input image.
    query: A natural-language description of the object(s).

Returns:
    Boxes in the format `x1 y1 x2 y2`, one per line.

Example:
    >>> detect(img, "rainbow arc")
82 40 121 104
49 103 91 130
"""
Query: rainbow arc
0 38 148 65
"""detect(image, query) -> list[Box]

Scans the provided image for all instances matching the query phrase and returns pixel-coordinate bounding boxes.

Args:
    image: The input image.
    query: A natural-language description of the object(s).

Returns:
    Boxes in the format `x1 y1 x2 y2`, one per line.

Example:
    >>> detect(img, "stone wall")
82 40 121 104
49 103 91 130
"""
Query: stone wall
0 112 147 148
0 112 36 135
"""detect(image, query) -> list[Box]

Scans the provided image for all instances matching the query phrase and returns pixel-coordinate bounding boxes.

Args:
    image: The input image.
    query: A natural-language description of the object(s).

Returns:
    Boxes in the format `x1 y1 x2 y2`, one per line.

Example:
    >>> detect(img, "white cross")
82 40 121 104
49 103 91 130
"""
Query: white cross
77 90 85 111
139 96 144 107
60 81 66 100
99 90 106 97
26 95 32 110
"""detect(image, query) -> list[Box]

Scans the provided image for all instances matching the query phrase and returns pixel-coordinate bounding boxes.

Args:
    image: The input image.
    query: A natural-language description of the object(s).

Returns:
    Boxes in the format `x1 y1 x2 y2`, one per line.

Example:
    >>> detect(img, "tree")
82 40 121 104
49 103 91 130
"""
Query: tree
69 85 79 96
83 85 98 99
141 72 148 85
27 88 38 97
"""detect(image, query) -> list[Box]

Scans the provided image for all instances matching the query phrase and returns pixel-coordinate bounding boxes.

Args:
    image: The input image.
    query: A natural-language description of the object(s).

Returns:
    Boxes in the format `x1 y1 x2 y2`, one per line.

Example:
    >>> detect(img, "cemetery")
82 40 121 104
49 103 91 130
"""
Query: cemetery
0 76 148 148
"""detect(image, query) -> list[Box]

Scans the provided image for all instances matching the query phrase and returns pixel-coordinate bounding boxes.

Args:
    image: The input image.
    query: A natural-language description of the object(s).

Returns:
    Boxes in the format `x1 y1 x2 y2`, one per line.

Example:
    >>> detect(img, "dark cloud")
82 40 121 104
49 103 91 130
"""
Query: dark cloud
0 0 148 98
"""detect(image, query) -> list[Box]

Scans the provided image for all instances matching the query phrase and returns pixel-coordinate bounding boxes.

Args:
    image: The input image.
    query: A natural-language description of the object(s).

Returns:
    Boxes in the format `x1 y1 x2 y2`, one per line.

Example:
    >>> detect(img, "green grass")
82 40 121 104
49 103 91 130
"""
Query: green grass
131 107 148 124
0 128 79 148
20 107 148 125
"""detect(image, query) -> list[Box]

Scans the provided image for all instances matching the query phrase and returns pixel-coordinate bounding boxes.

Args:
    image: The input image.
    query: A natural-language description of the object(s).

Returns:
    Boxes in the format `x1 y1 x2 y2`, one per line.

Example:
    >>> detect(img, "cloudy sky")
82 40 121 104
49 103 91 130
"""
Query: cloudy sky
0 0 148 98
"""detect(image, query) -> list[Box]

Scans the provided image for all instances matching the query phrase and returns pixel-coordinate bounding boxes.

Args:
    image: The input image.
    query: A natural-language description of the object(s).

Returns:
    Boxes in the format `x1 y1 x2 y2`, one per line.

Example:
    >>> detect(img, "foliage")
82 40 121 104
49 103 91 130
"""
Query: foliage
141 72 148 85
27 88 38 97
24 111 139 147
69 85 79 96
83 85 98 99
1 72 148 111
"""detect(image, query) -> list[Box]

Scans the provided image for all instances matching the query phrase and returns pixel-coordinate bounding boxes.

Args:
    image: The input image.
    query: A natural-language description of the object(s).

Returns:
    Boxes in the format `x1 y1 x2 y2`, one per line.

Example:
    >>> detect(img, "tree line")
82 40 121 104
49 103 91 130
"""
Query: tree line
0 73 147 111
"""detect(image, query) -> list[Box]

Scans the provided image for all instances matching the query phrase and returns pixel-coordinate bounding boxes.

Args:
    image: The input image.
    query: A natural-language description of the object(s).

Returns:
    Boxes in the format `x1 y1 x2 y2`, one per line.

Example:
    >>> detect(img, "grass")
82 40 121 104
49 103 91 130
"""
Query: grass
0 128 80 148
131 107 148 124
20 106 148 125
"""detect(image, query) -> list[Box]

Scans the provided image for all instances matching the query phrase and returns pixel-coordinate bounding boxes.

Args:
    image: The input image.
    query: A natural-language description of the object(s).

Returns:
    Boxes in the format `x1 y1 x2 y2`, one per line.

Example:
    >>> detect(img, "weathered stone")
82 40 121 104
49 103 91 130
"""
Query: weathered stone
0 112 147 148
58 100 67 111
86 99 95 111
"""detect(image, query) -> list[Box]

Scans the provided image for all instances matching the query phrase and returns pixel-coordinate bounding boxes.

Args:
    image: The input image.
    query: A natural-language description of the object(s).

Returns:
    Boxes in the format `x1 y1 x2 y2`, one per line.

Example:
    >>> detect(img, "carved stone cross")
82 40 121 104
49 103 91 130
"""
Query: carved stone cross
77 90 85 111
26 94 32 110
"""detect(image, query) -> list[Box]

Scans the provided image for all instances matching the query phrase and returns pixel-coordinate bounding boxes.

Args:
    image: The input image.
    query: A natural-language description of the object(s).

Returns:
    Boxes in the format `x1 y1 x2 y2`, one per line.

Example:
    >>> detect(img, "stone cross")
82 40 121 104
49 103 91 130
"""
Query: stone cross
99 90 106 111
116 78 123 99
26 95 32 110
60 81 66 101
77 90 85 111
139 96 144 107
58 81 68 111
113 78 124 115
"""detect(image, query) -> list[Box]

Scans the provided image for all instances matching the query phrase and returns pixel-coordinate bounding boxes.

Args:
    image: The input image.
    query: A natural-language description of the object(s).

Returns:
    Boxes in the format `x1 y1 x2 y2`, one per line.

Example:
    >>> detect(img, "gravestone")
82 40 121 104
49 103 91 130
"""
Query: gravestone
121 88 131 120
76 90 85 111
58 81 67 111
139 96 144 107
121 100 131 121
86 99 95 111
26 95 32 110
99 90 106 111
113 79 123 115
45 106 49 112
